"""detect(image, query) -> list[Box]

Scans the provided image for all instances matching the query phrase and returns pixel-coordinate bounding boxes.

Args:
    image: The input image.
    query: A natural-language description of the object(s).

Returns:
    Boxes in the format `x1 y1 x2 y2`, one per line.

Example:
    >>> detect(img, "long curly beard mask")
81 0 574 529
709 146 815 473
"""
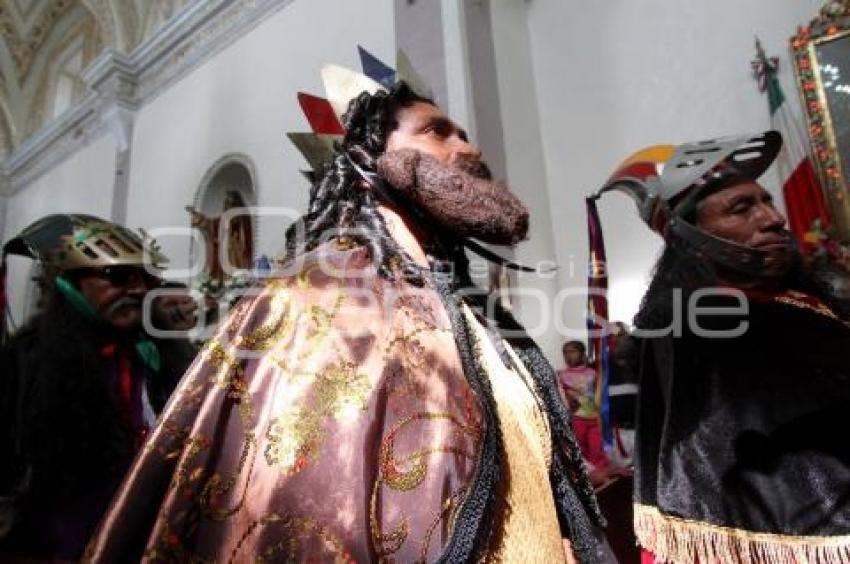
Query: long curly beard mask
376 149 529 245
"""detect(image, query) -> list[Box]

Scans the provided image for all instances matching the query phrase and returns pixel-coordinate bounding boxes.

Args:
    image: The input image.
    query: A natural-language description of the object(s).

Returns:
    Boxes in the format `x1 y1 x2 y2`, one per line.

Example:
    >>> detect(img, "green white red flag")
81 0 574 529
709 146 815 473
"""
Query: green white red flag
753 40 830 247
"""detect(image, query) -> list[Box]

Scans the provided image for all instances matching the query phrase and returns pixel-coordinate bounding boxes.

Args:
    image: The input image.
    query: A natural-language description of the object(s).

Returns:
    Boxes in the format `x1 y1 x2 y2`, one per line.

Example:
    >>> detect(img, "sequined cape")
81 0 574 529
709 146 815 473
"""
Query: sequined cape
84 242 600 562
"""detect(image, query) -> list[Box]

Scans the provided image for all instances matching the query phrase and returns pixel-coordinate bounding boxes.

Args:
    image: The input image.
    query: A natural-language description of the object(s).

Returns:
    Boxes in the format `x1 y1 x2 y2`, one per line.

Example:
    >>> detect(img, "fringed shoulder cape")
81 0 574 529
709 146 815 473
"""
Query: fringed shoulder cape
632 289 850 563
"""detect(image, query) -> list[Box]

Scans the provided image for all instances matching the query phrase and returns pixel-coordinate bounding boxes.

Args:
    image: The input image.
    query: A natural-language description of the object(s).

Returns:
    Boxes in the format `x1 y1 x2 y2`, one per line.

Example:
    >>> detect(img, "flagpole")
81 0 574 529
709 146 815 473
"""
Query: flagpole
585 197 613 454
751 38 831 247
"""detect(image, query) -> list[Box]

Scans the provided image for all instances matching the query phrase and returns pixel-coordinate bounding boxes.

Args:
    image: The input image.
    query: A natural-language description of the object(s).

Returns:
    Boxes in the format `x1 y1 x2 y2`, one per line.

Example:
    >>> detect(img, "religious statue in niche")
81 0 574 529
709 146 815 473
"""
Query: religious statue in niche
186 190 254 279
185 190 254 319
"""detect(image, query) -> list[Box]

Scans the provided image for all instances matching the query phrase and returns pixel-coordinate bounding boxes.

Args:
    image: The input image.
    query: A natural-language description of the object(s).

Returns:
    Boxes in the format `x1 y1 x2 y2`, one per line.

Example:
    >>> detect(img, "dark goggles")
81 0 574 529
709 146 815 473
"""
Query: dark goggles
69 265 160 287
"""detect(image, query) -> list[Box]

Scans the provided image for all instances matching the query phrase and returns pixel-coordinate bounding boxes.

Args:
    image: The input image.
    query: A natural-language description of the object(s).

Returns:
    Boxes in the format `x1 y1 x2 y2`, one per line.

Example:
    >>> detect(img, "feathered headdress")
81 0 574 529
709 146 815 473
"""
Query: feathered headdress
287 46 432 178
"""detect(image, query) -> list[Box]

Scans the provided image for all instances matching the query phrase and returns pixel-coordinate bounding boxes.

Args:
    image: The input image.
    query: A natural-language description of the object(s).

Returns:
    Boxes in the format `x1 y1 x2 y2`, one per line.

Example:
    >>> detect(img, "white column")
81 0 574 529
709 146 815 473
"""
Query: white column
488 0 565 362
440 0 476 134
82 50 139 226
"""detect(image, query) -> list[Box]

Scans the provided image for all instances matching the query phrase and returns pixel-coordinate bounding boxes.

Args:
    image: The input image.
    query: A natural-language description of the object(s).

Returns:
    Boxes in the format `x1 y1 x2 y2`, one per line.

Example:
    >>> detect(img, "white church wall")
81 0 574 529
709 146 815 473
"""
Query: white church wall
4 133 117 324
486 1 565 362
524 0 824 335
125 0 395 281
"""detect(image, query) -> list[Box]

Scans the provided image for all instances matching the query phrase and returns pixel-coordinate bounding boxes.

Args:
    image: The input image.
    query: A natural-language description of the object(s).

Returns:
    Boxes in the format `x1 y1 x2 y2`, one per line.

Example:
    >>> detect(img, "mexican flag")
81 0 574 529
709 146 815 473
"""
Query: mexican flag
754 41 830 244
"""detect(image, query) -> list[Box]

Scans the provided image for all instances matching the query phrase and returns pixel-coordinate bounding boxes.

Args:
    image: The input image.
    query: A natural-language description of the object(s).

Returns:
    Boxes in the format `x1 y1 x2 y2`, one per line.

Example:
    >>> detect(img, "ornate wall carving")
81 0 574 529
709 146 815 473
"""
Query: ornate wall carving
0 0 293 195
0 0 77 79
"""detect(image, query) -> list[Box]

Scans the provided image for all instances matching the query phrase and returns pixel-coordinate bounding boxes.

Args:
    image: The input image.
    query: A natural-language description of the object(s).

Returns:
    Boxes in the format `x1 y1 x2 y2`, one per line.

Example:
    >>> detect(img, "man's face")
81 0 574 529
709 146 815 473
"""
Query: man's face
696 180 792 274
74 265 153 332
378 100 529 245
386 102 483 171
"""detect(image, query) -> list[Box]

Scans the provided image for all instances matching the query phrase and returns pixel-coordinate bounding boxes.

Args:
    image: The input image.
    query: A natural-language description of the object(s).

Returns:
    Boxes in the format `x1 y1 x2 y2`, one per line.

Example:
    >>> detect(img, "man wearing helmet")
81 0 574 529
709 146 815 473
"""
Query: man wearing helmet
0 214 198 561
595 132 850 562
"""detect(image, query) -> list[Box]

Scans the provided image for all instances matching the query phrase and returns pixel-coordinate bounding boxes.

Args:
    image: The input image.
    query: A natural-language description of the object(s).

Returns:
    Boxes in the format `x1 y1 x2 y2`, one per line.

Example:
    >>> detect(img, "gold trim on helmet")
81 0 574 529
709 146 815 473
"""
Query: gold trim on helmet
44 220 168 272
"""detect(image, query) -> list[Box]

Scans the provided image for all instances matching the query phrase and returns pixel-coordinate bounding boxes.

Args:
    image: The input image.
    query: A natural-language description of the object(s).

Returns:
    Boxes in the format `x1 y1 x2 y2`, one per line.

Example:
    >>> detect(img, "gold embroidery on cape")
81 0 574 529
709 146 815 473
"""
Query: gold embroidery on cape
244 514 353 564
634 503 850 564
203 340 257 427
369 495 409 558
297 262 321 289
369 412 480 558
419 487 468 562
270 291 344 376
170 434 213 491
199 432 259 520
144 520 213 563
383 325 452 364
379 413 478 491
303 294 345 352
234 287 297 351
145 286 303 533
143 436 260 558
333 235 357 251
382 299 454 402
265 360 370 475
774 289 843 322
142 339 245 460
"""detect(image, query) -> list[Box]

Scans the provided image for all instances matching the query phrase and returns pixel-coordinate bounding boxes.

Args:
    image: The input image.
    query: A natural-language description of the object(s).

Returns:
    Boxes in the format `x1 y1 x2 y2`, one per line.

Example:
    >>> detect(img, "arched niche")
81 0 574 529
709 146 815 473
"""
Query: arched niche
190 154 259 282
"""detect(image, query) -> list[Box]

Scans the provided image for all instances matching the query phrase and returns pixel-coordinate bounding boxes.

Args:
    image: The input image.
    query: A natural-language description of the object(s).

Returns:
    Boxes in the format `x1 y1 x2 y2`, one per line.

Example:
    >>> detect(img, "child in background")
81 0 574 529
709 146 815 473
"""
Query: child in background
557 340 610 476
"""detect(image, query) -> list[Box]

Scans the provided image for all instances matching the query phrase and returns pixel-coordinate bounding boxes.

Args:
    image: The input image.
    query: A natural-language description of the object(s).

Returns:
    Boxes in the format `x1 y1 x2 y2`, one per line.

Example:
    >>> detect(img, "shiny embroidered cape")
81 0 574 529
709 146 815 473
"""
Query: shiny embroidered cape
631 290 850 563
84 243 600 562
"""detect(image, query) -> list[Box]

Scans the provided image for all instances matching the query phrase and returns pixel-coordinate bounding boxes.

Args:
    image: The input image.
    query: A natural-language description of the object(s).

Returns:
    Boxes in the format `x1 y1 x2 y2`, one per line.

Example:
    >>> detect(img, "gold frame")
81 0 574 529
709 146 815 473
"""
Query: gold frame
792 1 850 241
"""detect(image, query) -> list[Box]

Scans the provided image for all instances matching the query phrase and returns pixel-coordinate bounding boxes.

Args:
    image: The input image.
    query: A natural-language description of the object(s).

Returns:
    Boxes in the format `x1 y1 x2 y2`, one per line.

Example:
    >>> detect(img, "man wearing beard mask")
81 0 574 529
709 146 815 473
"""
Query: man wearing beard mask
85 57 603 563
593 132 850 563
0 214 197 562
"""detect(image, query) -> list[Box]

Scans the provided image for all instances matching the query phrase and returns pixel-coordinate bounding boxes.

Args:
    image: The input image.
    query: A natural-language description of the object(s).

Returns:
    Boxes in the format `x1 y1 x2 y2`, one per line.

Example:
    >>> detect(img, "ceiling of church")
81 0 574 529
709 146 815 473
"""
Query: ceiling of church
0 0 194 160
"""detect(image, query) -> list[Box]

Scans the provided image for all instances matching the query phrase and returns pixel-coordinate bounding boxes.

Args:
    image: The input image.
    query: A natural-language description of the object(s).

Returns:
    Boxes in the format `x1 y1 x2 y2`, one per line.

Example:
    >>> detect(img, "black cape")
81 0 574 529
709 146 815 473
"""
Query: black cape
630 290 850 562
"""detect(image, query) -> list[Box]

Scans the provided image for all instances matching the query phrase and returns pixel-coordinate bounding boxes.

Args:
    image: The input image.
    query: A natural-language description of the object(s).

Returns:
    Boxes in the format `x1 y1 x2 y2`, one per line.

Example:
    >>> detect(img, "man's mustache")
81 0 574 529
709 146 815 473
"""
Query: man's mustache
104 296 141 317
455 157 492 181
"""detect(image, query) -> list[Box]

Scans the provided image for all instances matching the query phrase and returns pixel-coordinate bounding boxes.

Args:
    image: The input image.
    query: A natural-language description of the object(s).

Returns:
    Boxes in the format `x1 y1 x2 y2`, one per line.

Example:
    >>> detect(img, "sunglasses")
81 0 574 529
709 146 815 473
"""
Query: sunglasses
72 265 159 287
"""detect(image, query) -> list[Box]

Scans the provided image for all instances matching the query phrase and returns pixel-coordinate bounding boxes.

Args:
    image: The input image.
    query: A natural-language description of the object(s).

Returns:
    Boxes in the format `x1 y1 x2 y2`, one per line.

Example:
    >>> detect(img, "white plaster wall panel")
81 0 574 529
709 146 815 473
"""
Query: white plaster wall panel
125 0 395 276
525 0 824 330
488 0 565 361
4 132 117 323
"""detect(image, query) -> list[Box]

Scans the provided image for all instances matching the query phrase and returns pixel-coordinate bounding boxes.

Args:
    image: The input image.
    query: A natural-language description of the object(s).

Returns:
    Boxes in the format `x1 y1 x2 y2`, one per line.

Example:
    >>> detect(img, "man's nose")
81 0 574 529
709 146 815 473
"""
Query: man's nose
758 203 787 231
124 270 149 295
454 137 482 161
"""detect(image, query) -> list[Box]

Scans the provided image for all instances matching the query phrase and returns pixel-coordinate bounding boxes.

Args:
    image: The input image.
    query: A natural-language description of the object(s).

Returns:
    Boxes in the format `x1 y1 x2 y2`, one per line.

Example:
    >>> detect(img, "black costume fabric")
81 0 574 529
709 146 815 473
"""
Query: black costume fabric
609 338 638 431
0 296 195 561
630 290 850 562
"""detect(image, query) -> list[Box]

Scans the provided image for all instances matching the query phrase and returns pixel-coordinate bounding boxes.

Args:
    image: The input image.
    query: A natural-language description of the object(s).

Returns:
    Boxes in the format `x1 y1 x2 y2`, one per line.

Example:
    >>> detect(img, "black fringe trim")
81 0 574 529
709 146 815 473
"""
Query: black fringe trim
433 272 504 563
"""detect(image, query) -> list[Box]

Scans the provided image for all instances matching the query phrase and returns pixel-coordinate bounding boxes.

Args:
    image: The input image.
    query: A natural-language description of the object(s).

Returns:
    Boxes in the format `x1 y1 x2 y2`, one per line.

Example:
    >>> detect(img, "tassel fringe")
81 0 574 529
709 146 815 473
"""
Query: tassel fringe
634 504 850 564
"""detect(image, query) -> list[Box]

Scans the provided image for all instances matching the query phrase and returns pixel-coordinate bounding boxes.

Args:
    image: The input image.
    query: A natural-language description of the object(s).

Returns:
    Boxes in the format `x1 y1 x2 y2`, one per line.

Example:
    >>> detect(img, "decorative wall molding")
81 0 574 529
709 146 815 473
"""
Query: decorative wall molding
0 0 295 197
0 93 104 196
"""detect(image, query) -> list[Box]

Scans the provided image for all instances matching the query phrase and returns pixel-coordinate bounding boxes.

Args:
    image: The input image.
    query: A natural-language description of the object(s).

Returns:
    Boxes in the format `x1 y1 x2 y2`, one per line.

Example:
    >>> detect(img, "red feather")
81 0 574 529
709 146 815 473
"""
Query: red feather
297 92 345 135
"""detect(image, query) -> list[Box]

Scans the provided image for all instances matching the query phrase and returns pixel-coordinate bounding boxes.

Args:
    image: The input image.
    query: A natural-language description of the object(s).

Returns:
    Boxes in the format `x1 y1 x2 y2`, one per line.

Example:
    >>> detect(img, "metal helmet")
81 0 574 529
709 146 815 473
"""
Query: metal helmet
590 131 790 276
2 213 168 272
